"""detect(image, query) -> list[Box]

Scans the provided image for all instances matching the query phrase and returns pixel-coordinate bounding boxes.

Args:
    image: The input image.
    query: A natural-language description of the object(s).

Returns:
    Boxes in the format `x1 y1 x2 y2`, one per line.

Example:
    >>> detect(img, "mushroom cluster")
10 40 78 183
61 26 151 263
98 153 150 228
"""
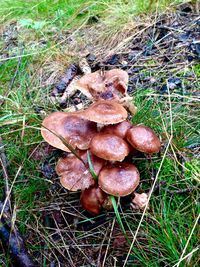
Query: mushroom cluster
41 69 161 215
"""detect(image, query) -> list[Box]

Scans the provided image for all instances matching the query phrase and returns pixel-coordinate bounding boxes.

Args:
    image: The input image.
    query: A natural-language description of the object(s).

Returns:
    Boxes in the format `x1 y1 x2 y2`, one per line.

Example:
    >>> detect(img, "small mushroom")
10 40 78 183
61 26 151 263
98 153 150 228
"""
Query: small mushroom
126 125 161 154
101 120 132 139
98 163 140 197
79 100 127 124
41 112 97 152
132 193 149 210
90 133 130 161
80 185 108 215
56 151 104 191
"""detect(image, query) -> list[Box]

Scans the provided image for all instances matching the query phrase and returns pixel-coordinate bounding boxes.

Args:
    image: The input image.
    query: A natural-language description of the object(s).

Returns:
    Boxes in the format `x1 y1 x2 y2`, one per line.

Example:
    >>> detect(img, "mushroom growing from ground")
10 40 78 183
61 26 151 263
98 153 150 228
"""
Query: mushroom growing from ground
98 163 140 197
90 133 130 161
41 112 97 152
56 151 104 191
126 125 161 154
40 66 162 216
80 184 108 215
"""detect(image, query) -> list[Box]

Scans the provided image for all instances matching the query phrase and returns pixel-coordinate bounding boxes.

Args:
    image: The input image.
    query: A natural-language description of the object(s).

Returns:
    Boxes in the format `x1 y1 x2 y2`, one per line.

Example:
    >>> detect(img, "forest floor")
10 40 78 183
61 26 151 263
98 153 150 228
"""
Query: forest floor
0 1 199 266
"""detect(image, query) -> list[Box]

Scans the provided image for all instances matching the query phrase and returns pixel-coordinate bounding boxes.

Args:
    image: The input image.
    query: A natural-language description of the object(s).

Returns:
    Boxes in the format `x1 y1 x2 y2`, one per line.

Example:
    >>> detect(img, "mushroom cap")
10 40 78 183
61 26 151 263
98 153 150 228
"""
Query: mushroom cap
76 69 128 100
79 100 127 125
126 125 161 154
104 69 128 95
41 112 97 152
101 120 132 139
98 163 140 197
56 151 104 191
80 185 107 215
90 133 130 161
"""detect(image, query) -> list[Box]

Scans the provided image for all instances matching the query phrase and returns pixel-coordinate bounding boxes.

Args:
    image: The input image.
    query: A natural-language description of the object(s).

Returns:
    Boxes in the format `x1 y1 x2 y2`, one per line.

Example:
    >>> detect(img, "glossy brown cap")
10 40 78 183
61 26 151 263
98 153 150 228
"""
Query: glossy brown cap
56 151 104 191
98 163 140 197
126 125 161 154
41 112 97 152
101 120 132 139
79 100 127 125
90 133 130 161
80 185 107 215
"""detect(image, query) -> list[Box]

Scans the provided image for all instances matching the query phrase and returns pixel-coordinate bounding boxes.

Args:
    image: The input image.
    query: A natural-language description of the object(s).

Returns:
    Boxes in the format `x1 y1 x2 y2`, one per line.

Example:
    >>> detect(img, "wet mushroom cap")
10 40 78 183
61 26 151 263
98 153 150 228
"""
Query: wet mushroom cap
79 100 127 124
90 133 130 161
41 112 97 152
126 125 161 154
56 151 104 191
80 185 107 215
98 163 140 197
101 120 132 139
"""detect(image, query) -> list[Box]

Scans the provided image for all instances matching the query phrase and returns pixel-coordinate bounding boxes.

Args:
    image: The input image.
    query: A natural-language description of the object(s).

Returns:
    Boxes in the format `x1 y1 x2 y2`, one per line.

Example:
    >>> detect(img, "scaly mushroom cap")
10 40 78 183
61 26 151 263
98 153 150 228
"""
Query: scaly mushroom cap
98 163 140 197
80 185 108 215
75 69 128 100
126 125 161 154
56 151 104 191
79 100 127 124
41 112 97 152
101 120 132 139
90 133 130 161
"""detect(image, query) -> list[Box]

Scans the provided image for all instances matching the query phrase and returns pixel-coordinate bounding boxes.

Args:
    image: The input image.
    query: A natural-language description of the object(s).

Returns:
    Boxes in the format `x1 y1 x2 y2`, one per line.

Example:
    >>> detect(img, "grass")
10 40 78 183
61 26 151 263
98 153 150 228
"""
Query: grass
0 0 199 266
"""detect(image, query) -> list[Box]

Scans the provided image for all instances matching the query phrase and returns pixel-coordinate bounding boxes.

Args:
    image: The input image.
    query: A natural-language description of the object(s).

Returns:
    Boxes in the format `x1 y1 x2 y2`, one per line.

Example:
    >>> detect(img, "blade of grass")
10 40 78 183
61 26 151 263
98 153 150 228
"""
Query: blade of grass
41 125 85 165
110 195 131 245
87 151 98 180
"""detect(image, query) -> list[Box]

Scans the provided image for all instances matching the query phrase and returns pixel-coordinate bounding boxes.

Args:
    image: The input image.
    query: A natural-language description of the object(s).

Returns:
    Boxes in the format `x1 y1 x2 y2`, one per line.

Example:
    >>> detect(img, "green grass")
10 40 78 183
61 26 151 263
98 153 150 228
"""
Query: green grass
0 0 199 266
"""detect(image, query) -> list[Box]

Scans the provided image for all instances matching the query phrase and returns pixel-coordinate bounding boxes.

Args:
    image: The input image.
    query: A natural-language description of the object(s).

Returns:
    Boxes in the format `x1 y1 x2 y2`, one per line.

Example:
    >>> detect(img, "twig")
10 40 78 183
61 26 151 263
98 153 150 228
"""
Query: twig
167 187 196 195
0 138 10 200
0 204 35 267
0 137 36 267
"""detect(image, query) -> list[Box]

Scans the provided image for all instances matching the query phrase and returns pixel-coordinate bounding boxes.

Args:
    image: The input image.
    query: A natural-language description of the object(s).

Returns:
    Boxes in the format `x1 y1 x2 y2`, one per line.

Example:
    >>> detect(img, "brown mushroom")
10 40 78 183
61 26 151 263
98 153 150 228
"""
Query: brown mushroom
101 120 132 139
90 133 130 161
56 151 104 191
75 69 128 101
126 125 161 154
104 69 128 95
41 112 97 152
79 100 127 125
80 184 108 215
98 163 140 197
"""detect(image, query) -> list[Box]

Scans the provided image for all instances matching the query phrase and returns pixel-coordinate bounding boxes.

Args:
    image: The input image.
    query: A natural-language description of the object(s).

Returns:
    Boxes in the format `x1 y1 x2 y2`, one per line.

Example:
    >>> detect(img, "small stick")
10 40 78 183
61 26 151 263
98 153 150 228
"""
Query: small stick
0 137 36 267
0 137 11 208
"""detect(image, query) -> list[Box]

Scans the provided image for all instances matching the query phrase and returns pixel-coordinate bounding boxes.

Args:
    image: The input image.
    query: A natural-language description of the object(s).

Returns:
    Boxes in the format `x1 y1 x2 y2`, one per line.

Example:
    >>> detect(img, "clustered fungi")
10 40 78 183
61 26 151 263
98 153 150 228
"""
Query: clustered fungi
41 69 161 215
